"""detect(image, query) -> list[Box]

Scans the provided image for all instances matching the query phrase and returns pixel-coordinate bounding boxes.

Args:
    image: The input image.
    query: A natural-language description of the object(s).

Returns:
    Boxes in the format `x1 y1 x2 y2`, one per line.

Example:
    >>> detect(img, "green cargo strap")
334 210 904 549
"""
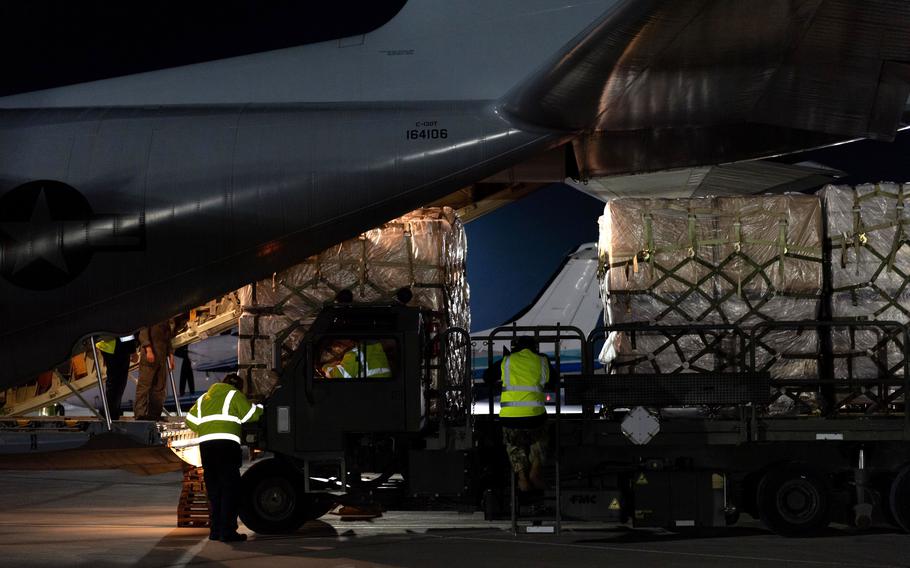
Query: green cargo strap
777 217 788 286
733 218 743 253
644 212 654 265
404 224 416 286
687 214 698 258
734 217 743 297
358 236 368 295
840 232 849 269
889 185 904 272
852 190 864 275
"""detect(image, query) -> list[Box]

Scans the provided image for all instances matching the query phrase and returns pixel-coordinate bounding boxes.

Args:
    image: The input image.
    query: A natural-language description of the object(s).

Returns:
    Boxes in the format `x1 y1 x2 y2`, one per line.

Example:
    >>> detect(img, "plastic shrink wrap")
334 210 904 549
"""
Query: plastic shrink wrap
237 207 469 398
598 195 823 412
821 183 910 390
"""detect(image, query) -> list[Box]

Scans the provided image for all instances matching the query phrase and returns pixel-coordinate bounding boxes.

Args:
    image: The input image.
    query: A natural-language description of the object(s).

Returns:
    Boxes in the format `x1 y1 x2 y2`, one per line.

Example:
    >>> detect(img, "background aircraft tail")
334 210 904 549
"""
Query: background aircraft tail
472 243 602 376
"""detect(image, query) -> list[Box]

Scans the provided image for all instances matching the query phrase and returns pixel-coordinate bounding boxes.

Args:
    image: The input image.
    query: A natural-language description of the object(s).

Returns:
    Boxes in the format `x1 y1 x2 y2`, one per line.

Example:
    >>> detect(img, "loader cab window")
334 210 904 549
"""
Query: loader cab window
315 337 398 380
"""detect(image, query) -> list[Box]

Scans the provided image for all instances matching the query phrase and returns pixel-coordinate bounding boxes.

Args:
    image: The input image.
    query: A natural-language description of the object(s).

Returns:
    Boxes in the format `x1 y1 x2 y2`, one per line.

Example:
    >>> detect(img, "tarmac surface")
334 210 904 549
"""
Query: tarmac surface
1 469 909 567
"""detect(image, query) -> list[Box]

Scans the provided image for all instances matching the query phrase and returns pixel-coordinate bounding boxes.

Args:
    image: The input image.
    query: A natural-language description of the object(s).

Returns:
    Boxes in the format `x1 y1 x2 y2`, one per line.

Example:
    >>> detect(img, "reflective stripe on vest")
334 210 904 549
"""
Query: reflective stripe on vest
185 384 258 439
323 343 391 378
500 350 547 417
365 343 392 377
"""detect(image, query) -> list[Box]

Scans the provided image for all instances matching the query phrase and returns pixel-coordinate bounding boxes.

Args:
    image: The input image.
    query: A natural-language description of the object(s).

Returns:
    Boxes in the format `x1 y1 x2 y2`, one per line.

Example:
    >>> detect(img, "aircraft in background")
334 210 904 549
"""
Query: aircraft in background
471 243 601 376
2 0 910 390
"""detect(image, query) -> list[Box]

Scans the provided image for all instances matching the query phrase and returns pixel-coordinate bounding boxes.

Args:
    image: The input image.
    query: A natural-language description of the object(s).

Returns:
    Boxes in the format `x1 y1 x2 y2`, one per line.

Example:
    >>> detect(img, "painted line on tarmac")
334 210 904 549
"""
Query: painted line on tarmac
168 536 208 568
429 535 900 568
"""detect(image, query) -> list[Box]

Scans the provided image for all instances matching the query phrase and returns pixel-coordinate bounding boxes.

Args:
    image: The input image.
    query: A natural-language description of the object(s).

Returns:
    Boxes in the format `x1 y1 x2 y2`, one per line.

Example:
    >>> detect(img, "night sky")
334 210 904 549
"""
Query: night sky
2 3 907 331
0 2 406 96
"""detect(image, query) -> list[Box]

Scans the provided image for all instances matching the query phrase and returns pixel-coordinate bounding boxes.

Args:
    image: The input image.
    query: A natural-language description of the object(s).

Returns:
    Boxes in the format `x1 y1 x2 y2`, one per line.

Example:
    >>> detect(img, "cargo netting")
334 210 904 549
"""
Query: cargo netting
596 187 910 416
236 207 470 421
597 195 824 414
819 183 910 410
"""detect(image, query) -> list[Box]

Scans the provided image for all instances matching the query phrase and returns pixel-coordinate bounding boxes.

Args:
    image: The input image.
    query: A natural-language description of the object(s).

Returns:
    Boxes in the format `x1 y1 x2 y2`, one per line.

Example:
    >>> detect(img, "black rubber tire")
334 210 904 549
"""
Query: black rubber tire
757 468 830 537
889 465 910 533
239 459 307 534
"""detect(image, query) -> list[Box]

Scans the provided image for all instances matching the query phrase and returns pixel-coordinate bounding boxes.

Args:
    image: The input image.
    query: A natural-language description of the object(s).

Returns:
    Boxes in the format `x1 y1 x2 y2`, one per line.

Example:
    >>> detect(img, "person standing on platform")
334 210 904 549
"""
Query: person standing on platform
136 319 175 420
96 334 138 420
175 344 195 396
494 336 554 493
186 373 263 542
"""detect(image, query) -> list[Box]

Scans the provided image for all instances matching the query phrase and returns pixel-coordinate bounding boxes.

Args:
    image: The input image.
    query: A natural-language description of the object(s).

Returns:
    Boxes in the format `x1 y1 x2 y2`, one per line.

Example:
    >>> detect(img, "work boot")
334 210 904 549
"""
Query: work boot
208 531 220 541
220 533 247 543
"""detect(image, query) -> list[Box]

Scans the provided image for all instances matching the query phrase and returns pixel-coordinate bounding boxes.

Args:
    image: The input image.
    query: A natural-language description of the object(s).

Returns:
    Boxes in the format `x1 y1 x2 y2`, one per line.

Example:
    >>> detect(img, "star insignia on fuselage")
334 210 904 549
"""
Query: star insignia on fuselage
0 187 77 275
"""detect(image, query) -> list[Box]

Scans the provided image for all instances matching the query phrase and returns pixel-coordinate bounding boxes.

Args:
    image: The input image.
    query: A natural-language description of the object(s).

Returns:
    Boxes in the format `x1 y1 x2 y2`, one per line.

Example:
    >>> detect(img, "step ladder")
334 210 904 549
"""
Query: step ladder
510 459 562 535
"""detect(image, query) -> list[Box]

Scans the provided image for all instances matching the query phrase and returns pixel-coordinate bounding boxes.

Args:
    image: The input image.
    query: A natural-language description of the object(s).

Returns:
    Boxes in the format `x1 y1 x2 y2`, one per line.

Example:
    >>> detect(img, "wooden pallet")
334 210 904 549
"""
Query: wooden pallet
177 465 211 527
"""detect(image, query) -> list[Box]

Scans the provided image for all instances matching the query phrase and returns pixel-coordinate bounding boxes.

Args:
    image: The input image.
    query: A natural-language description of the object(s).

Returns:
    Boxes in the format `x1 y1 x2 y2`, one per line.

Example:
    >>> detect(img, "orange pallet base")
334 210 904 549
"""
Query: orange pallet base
178 465 211 528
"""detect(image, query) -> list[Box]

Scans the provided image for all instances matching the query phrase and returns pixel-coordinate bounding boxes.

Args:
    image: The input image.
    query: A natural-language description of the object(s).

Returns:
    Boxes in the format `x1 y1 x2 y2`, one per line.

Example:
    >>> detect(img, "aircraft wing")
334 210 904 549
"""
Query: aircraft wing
566 160 845 201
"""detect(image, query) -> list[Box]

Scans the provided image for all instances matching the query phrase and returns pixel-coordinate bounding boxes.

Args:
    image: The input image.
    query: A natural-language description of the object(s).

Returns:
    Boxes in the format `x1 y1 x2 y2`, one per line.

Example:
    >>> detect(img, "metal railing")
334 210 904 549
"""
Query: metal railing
470 323 588 535
750 320 909 421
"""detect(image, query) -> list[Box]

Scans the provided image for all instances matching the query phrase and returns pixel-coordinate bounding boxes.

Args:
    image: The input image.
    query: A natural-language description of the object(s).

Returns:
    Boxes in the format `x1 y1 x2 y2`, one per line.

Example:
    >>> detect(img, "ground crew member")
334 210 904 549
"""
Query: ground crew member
321 339 392 378
136 319 175 420
186 373 263 543
494 336 554 492
96 334 138 420
175 344 195 396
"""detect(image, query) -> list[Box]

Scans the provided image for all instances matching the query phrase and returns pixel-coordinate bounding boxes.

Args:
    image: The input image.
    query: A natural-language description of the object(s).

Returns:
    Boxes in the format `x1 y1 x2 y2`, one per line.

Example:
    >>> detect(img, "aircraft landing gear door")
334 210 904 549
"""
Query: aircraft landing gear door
296 335 405 453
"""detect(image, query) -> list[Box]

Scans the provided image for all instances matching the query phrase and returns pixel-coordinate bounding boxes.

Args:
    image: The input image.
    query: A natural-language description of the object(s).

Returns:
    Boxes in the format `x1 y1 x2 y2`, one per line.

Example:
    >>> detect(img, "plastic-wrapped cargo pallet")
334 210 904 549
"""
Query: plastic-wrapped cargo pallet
237 207 469 398
820 182 910 383
598 195 823 398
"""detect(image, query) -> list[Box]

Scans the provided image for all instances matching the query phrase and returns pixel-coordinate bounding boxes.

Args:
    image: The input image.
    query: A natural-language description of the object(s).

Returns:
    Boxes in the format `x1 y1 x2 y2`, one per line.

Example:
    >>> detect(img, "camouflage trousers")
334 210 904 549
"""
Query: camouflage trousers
503 423 548 474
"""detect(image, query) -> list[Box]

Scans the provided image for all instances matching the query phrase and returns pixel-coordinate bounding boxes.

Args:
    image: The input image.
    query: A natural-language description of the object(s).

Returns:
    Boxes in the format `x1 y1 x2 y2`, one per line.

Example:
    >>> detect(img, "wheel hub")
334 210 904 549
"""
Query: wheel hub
778 479 819 523
255 477 296 520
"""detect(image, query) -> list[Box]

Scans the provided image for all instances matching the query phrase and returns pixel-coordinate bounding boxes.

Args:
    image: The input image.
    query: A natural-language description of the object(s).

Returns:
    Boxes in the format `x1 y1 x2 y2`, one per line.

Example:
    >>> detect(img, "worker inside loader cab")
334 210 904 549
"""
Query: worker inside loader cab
486 336 555 493
319 338 392 379
186 373 263 543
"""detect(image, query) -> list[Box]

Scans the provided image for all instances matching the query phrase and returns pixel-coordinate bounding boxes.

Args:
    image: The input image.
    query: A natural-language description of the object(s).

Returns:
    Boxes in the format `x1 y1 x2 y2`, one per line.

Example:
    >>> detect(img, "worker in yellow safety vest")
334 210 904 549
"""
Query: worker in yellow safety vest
321 339 392 378
495 336 554 492
186 373 262 542
95 334 138 420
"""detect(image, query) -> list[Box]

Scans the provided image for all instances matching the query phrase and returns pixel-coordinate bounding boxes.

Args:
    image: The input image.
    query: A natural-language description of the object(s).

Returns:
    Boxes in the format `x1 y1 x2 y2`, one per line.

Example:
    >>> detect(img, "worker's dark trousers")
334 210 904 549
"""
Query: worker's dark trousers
178 355 195 395
201 440 242 537
101 349 131 420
